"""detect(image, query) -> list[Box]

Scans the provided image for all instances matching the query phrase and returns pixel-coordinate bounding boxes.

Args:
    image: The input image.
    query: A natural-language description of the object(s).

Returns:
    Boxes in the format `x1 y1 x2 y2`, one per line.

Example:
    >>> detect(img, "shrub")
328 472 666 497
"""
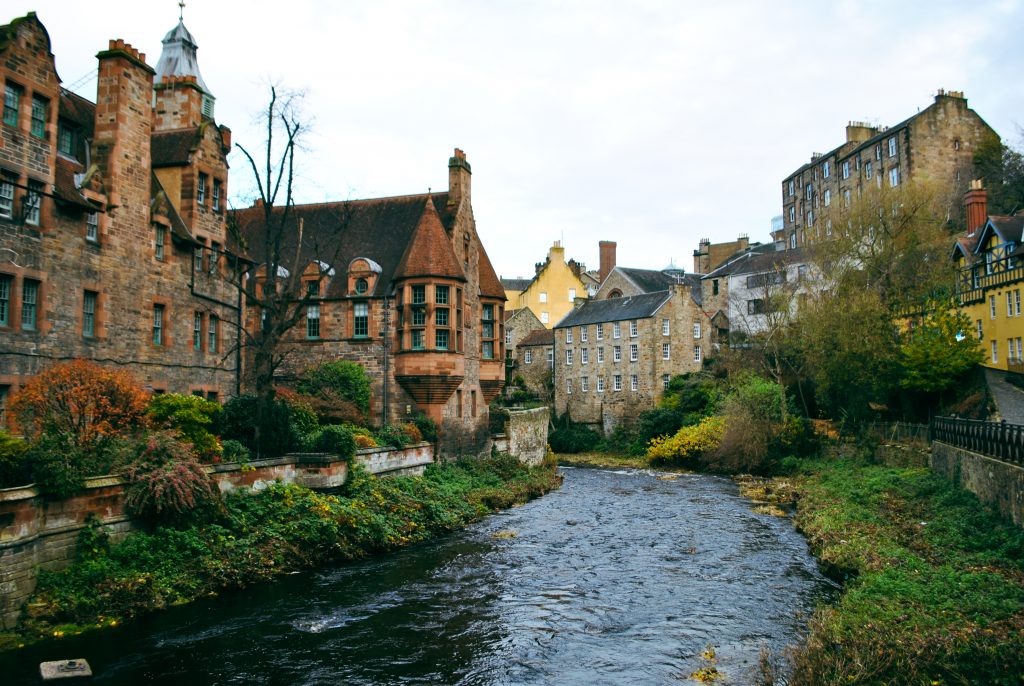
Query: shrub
273 387 320 439
401 422 423 444
123 432 221 527
659 373 721 421
354 433 377 449
312 425 356 460
374 424 409 449
636 407 686 444
296 361 372 418
549 424 602 454
646 416 725 466
411 414 438 443
0 430 31 488
147 393 223 462
10 360 148 451
218 395 296 457
489 405 510 434
221 439 251 464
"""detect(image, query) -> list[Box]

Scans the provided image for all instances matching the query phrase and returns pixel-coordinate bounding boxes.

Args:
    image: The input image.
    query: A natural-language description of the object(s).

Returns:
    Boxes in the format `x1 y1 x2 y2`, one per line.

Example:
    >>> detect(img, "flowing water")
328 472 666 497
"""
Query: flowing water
4 466 835 685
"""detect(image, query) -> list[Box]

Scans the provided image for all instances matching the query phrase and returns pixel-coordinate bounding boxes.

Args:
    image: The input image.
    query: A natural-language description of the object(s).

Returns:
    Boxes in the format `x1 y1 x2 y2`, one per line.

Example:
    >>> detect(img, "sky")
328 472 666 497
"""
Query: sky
12 0 1024 280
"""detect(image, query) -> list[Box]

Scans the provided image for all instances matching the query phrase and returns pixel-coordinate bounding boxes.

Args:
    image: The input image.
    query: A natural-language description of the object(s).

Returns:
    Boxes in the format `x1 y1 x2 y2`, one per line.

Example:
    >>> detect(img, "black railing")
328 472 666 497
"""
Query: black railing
930 416 1024 466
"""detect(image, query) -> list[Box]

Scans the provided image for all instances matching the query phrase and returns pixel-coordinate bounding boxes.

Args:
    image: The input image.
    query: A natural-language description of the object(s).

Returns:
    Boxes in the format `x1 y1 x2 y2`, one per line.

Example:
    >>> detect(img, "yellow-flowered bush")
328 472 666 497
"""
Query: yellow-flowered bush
645 416 724 466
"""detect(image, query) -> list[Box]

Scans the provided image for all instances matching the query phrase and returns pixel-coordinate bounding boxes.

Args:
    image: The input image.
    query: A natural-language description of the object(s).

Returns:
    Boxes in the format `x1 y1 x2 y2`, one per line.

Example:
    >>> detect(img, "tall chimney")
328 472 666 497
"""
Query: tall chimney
964 180 988 236
599 240 617 284
448 148 471 208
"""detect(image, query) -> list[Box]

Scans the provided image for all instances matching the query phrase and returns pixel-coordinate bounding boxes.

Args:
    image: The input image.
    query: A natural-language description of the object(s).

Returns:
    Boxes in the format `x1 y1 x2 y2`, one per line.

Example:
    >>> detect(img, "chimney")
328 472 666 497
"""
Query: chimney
964 180 988 236
218 125 232 153
448 148 471 208
737 234 749 251
845 121 878 144
599 240 617 284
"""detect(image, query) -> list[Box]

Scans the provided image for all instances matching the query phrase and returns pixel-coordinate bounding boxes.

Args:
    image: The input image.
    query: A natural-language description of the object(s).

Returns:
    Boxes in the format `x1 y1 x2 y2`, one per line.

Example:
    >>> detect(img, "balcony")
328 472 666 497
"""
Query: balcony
956 261 1024 305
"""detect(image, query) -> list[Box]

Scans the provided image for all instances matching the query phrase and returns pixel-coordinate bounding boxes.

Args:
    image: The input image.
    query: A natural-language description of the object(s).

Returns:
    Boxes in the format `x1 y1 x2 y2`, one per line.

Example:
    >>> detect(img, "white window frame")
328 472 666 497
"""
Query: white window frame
631 374 638 392
581 348 589 364
976 319 983 341
824 189 831 207
991 295 997 320
597 346 604 363
568 288 576 302
842 161 849 179
694 345 702 363
541 311 548 324
992 340 998 363
86 211 99 242
629 320 638 337
613 322 621 339
662 319 670 336
1008 292 1014 318
566 349 573 365
566 328 573 343
525 349 533 364
25 180 42 226
613 345 621 362
613 374 622 392
539 291 548 303
889 167 900 187
597 377 605 393
566 379 572 394
596 324 604 340
662 374 670 391
888 137 897 157
662 343 670 360
581 376 589 392
581 326 588 342
629 343 638 362
693 322 701 339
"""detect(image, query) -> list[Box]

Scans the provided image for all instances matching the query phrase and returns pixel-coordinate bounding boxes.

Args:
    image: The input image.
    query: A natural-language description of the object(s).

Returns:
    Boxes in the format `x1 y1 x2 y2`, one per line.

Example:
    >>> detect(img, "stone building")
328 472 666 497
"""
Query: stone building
0 12 239 425
503 305 544 384
512 327 554 402
553 277 709 434
501 240 588 327
233 149 507 457
778 90 997 250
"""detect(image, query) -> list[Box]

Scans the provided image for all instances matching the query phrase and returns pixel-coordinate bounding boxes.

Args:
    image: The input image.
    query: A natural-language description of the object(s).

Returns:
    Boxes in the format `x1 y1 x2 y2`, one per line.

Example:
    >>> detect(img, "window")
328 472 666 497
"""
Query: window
712 279 719 296
547 349 554 368
194 311 204 349
663 374 671 391
823 189 831 207
354 302 368 337
822 161 830 178
875 144 882 160
194 246 203 272
662 343 670 360
3 83 21 127
1018 337 1023 363
581 376 589 392
86 212 99 242
411 329 425 350
525 349 533 364
843 189 851 207
865 161 873 179
693 322 701 339
456 389 463 417
662 319 670 336
412 307 426 326
888 137 897 157
30 95 47 138
0 174 14 219
631 374 638 392
806 210 814 227
976 319 983 341
1008 292 1014 317
209 315 218 353
613 374 622 391
566 349 573 365
539 291 547 303
57 120 76 155
787 180 794 196
25 180 42 225
748 299 766 315
1010 339 1016 363
483 340 494 359
303 304 320 338
207 243 218 274
790 233 797 249
568 288 576 301
1016 290 1021 316
306 280 320 299
596 324 604 340
436 307 449 327
566 379 572 395
155 225 166 260
212 180 221 211
566 328 573 343
581 326 588 342
990 295 997 319
433 285 449 304
20 279 39 331
597 377 605 393
0 275 9 325
992 340 998 363
581 348 589 364
82 291 97 337
505 329 512 345
842 161 850 179
436 329 449 350
694 345 702 362
613 345 621 362
889 167 900 187
630 343 638 362
629 320 638 337
412 284 426 304
197 173 207 205
152 304 165 344
613 322 621 338
805 183 812 201
540 312 548 324
788 206 795 223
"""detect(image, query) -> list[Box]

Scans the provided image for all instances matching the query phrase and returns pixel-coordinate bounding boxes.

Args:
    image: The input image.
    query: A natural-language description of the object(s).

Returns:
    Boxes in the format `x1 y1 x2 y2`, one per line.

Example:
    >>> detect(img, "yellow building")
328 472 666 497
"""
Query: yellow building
501 241 588 328
953 185 1024 372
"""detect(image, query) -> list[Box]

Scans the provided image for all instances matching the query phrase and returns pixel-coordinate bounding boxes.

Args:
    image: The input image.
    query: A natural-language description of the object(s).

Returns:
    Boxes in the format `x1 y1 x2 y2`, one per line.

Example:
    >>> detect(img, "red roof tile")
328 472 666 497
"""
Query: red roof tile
477 243 506 299
393 196 466 282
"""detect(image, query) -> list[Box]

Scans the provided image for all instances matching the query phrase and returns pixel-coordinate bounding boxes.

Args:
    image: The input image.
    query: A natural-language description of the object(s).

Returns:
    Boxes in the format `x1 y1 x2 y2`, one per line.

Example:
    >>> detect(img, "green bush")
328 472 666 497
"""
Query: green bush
549 424 602 454
411 414 438 443
147 393 223 462
27 432 92 499
374 424 409 449
218 395 296 457
221 439 251 464
0 430 31 488
297 361 372 416
123 432 221 527
313 425 356 460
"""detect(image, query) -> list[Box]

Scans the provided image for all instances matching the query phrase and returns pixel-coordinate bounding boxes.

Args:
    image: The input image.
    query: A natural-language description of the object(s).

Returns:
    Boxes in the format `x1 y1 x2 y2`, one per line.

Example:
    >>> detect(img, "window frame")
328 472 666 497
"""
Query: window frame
353 302 369 338
83 290 97 338
21 279 39 331
3 82 21 127
30 94 47 138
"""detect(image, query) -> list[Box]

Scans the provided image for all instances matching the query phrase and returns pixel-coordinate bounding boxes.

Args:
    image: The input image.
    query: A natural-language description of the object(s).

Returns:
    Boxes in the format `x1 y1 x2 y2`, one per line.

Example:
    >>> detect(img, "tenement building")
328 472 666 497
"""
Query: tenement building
777 90 996 250
0 12 239 424
233 149 507 457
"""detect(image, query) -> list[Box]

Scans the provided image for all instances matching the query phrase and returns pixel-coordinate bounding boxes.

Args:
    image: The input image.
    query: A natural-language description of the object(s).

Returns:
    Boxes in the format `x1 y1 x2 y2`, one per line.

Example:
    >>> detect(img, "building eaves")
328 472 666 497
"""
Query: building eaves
554 290 671 329
518 328 555 347
501 277 533 291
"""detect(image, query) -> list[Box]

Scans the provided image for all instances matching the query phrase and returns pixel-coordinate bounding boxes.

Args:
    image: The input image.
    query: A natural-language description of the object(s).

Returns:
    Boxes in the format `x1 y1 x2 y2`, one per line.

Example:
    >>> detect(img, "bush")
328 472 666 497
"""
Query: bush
221 439 251 464
374 424 409 449
218 395 296 457
10 360 148 452
273 387 320 439
147 393 223 462
401 423 423 444
411 414 438 443
354 433 377 449
659 373 721 421
296 361 372 418
0 430 31 488
646 416 724 466
123 432 221 527
312 425 356 460
549 423 602 454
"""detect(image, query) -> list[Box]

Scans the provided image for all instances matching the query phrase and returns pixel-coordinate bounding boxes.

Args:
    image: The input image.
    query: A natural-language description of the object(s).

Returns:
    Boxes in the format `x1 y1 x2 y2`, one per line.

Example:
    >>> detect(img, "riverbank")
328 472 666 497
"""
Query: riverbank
556 451 650 470
0 455 562 651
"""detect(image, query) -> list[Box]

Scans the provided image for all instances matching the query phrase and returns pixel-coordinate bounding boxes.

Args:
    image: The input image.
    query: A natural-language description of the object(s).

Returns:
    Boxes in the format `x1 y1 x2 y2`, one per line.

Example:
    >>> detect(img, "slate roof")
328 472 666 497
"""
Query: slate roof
554 291 671 329
618 267 677 294
703 245 804 279
152 128 199 167
501 277 533 291
518 328 555 347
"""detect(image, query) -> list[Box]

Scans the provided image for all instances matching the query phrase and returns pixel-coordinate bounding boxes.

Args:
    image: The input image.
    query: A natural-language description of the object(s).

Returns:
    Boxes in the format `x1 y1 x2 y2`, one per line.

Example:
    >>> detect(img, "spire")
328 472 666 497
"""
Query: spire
154 13 212 97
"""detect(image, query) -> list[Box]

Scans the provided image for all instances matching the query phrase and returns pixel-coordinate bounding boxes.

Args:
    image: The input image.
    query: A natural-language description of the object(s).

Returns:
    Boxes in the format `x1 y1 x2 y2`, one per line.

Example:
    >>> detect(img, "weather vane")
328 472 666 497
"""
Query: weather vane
179 1 185 21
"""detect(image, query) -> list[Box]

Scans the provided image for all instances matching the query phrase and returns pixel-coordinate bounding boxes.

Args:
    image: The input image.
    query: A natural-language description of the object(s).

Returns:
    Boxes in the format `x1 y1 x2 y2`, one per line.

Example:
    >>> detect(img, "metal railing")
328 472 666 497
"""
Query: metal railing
930 416 1024 467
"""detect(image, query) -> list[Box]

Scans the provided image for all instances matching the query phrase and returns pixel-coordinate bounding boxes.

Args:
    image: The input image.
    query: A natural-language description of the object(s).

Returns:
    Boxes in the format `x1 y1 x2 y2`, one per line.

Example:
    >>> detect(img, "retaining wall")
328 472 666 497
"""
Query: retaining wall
507 407 550 466
931 441 1024 527
0 443 432 630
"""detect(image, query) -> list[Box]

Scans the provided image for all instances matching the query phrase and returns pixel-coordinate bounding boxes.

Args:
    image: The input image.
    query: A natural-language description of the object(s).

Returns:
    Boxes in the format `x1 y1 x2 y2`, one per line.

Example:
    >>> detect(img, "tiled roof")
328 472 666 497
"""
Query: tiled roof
477 243 507 299
232 192 459 298
393 196 465 282
554 291 671 329
151 172 195 243
518 328 554 347
501 277 532 291
52 156 93 210
152 128 199 167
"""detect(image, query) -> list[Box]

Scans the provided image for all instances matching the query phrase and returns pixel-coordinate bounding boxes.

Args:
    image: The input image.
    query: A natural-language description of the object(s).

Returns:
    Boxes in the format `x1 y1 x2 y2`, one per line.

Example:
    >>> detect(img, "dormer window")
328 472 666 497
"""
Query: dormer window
355 277 368 294
58 121 77 156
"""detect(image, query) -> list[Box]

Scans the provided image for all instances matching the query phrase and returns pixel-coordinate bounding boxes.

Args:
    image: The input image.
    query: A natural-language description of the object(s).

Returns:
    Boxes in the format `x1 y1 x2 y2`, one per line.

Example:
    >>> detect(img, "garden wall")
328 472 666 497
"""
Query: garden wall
0 443 433 630
931 441 1024 527
507 407 550 466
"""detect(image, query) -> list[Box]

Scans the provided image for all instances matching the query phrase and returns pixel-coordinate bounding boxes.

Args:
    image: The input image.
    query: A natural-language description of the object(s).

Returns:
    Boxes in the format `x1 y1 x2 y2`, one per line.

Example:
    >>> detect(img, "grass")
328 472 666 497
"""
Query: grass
556 450 651 469
0 455 562 650
778 456 1024 686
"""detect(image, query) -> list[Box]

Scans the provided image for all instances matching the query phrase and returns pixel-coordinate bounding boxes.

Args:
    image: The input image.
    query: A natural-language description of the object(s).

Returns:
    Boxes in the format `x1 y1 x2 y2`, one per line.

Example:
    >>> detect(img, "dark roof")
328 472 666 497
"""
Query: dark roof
232 193 461 298
52 156 93 209
152 128 199 167
554 291 671 329
618 267 677 294
518 328 554 347
703 245 805 279
501 277 532 291
972 215 1024 258
393 197 465 282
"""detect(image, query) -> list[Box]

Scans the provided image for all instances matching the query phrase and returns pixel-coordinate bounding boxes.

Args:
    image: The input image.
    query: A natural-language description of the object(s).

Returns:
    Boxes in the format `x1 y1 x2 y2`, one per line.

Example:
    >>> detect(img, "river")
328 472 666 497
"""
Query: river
4 466 835 685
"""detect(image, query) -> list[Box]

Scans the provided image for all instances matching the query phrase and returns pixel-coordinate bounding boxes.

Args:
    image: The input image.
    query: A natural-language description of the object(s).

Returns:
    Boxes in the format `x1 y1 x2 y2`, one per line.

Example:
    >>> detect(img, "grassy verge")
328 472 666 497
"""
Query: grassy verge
1 455 561 650
776 457 1024 685
556 451 652 470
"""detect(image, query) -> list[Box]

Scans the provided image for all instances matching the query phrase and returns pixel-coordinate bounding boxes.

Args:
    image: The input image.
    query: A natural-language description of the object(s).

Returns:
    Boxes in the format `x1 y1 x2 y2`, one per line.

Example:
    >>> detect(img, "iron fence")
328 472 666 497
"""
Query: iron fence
930 416 1024 467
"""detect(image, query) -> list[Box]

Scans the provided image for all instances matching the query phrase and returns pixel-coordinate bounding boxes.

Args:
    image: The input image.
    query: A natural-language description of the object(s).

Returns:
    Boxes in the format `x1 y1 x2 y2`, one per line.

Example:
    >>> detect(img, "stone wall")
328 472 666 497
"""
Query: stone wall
0 442 432 630
931 441 1024 527
506 407 550 466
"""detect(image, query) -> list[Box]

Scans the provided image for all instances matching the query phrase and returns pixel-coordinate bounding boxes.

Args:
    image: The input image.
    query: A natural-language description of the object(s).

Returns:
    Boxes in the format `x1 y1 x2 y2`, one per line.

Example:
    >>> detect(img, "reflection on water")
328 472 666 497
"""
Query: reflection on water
3 467 835 685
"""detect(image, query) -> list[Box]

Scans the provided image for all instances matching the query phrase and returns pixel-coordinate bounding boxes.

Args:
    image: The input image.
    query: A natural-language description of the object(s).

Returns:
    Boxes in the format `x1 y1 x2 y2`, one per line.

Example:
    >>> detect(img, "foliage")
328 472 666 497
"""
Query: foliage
218 395 296 457
548 419 602 454
311 424 356 460
974 131 1024 216
899 305 984 393
220 440 251 464
373 424 413 449
659 373 721 419
273 387 321 440
147 394 224 462
646 415 724 466
19 456 561 639
354 433 377 449
400 423 423 444
786 457 1024 685
296 360 372 416
10 360 148 452
123 432 222 527
0 430 31 488
411 414 438 443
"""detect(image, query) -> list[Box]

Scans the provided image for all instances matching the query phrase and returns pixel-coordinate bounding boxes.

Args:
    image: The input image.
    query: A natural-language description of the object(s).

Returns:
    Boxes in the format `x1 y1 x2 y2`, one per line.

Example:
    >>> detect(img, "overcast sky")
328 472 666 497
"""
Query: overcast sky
14 0 1023 279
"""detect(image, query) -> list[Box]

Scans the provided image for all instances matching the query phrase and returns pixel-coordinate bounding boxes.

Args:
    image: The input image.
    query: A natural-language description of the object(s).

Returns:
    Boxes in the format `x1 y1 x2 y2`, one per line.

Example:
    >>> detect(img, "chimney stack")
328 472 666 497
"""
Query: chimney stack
599 240 616 284
964 180 988 236
447 148 471 208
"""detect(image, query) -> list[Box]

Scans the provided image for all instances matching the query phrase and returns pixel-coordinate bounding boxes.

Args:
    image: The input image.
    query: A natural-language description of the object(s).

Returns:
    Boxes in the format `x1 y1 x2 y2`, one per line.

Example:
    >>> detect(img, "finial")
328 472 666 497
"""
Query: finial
179 1 185 21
